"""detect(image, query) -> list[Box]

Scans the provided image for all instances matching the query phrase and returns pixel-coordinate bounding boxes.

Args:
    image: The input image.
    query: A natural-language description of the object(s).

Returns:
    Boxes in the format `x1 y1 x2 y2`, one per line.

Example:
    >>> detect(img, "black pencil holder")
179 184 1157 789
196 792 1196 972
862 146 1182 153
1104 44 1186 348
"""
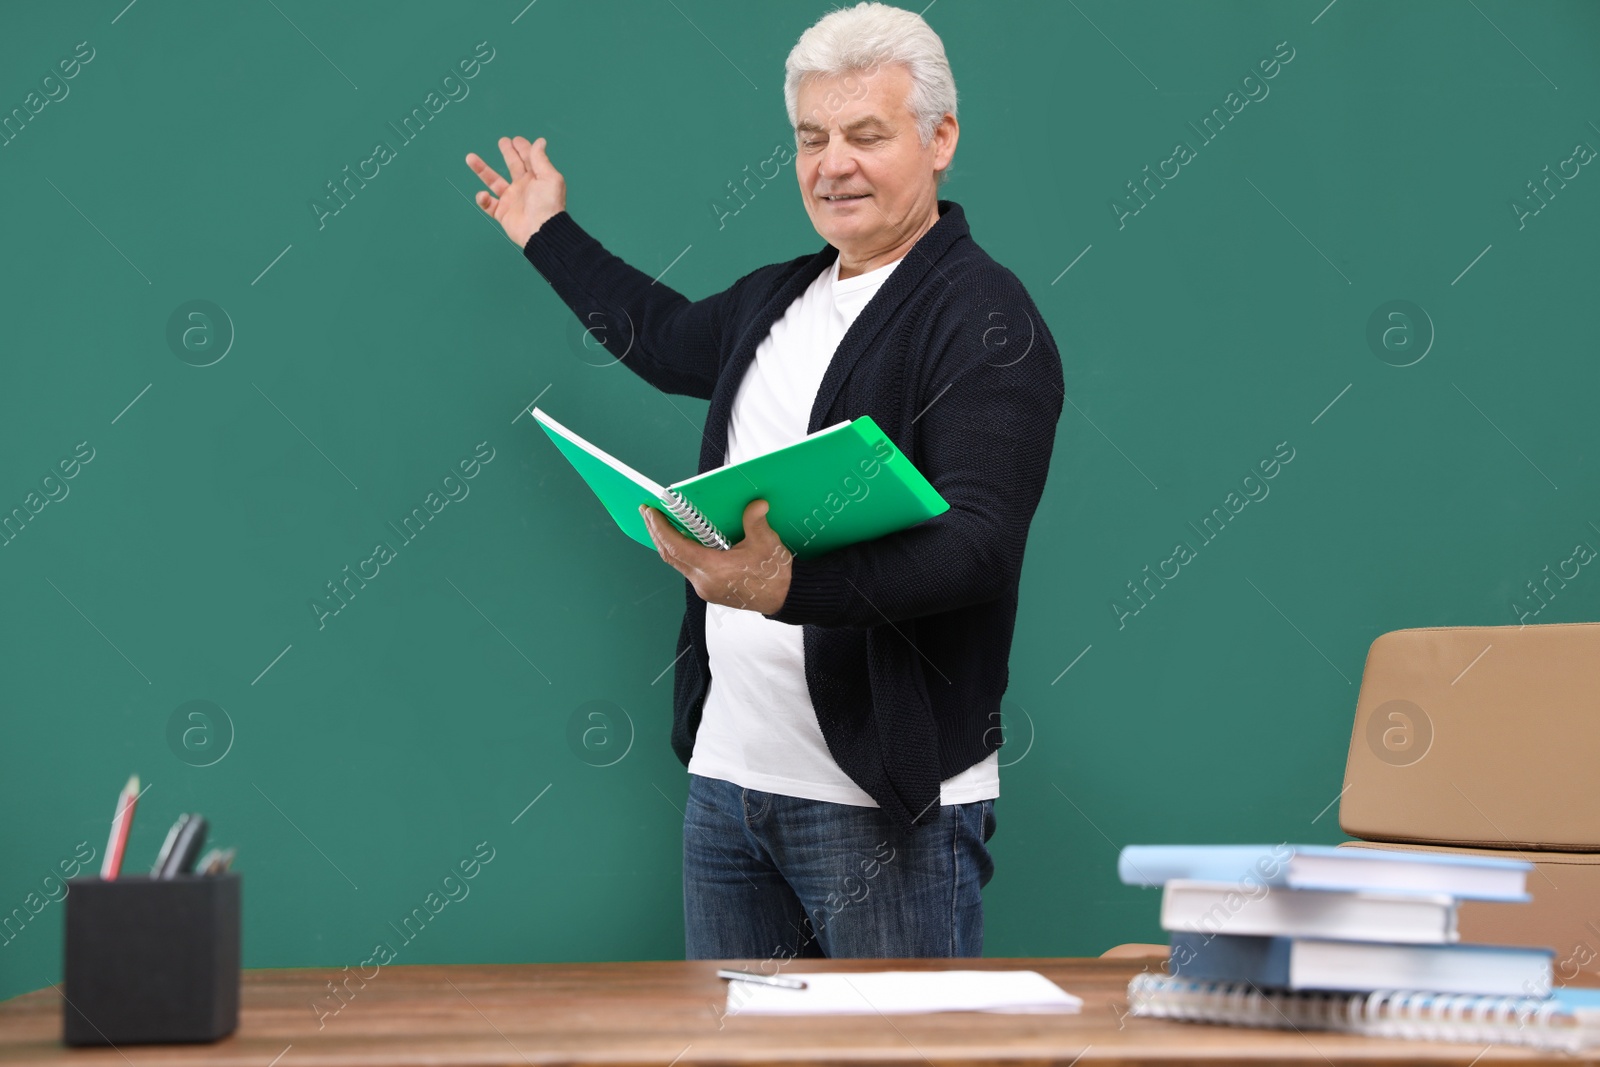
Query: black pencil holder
61 873 240 1046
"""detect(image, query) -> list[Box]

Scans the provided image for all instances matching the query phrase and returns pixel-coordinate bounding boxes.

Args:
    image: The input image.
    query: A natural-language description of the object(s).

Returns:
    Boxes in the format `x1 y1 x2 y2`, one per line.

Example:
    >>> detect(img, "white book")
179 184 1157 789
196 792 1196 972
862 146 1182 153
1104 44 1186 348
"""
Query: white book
1161 879 1458 943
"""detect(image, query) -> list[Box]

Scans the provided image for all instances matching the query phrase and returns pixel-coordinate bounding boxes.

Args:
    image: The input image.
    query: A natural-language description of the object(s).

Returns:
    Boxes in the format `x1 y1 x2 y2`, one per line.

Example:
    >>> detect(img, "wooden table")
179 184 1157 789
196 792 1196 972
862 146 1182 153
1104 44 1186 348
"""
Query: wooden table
0 957 1577 1065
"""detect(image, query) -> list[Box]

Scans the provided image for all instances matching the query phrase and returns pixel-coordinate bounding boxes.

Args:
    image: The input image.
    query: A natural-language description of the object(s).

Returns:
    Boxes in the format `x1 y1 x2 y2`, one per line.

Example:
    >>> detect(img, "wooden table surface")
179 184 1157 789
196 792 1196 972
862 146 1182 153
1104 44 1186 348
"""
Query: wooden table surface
0 956 1582 1066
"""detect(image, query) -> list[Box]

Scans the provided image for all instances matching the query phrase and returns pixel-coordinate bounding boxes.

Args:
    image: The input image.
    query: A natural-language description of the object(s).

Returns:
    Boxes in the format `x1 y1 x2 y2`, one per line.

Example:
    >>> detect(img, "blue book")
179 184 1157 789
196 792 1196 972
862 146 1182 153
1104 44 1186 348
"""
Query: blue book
1169 931 1552 997
1118 843 1530 901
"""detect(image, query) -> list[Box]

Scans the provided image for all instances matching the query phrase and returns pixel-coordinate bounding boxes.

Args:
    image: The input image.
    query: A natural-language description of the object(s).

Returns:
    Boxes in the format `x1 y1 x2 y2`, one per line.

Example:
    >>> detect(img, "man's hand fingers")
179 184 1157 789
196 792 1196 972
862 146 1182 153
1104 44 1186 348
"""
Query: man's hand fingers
512 135 539 175
497 136 527 181
527 135 553 173
464 152 510 196
640 501 789 612
641 506 676 564
742 499 785 552
743 498 772 531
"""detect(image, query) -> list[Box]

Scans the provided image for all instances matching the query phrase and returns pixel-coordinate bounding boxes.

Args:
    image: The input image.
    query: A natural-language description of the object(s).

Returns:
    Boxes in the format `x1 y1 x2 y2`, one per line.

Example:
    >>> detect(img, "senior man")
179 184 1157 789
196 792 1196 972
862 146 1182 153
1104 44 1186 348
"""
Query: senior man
466 1 1063 960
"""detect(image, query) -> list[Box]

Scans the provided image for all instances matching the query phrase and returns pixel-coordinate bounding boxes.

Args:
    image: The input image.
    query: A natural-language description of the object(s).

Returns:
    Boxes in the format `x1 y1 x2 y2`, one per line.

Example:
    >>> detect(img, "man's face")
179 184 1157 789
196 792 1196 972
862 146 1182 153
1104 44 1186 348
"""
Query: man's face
793 63 956 263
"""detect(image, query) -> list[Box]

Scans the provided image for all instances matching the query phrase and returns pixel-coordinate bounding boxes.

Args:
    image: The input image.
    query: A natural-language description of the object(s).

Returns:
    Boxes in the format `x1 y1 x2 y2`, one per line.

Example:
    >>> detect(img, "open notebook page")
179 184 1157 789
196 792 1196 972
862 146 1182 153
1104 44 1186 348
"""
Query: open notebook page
725 970 1082 1016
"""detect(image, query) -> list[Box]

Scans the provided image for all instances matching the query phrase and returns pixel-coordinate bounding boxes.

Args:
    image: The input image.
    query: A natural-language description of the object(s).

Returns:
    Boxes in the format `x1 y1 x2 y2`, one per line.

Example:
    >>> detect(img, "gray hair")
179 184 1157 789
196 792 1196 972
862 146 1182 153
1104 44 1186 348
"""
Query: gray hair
784 2 958 186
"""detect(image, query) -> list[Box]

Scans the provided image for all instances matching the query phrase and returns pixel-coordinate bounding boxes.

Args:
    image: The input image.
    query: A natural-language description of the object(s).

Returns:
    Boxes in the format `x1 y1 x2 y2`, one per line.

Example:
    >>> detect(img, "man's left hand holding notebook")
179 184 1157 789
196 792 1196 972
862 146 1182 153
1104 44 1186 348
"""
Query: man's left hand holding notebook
640 498 793 615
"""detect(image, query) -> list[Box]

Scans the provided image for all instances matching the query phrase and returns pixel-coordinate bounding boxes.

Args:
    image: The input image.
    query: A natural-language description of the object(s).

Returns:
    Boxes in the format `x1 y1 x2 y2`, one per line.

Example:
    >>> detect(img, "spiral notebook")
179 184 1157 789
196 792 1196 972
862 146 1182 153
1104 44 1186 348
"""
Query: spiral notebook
531 407 949 560
1127 972 1600 1052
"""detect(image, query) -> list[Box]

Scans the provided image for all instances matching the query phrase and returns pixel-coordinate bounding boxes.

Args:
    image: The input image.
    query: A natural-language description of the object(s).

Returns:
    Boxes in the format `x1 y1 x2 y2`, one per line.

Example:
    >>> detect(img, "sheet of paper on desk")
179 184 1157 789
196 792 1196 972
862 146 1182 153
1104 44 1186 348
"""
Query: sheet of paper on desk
726 970 1083 1015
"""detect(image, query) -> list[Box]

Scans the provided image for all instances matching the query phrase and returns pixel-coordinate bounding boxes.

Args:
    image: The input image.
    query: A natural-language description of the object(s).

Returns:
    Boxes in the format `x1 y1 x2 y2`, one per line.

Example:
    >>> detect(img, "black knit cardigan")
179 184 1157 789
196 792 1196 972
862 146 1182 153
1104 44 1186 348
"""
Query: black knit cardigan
522 199 1064 831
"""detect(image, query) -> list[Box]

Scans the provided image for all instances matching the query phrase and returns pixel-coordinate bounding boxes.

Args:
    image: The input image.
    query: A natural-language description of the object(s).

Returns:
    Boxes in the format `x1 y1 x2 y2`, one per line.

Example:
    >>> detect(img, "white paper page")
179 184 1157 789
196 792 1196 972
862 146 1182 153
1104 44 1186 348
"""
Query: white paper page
724 970 1082 1016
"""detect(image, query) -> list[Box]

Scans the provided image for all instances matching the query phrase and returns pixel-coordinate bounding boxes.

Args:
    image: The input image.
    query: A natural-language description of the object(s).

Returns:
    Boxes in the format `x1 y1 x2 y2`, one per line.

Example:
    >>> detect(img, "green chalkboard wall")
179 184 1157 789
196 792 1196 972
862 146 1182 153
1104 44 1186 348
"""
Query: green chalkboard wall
3 0 1597 1005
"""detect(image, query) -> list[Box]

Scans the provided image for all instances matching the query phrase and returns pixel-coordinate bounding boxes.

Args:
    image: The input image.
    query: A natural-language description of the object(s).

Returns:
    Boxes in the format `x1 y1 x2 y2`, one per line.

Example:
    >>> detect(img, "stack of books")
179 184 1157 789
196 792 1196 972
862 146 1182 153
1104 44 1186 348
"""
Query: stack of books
1117 844 1600 1052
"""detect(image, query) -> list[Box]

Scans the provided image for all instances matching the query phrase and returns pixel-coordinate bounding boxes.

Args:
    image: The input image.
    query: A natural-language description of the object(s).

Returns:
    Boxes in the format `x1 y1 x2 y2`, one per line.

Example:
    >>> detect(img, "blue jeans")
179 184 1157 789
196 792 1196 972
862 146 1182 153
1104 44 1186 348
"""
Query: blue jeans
682 773 996 959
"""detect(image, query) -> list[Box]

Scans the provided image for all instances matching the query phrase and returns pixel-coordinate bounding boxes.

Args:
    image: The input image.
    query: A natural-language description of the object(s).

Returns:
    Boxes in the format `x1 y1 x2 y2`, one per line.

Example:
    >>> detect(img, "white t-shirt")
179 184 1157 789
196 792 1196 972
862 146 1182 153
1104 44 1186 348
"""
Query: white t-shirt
686 253 1000 807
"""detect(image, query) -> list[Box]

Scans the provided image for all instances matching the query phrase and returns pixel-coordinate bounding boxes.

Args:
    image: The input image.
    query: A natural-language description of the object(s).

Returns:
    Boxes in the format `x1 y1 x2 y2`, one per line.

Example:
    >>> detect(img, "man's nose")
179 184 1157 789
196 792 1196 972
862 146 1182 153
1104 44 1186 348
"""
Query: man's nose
817 138 855 178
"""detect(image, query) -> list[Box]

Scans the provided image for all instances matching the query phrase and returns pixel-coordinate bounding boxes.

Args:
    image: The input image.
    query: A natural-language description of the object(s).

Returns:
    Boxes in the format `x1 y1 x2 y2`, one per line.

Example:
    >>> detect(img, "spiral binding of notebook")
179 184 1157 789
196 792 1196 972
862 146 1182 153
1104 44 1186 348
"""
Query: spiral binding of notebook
1127 972 1599 1052
662 488 731 550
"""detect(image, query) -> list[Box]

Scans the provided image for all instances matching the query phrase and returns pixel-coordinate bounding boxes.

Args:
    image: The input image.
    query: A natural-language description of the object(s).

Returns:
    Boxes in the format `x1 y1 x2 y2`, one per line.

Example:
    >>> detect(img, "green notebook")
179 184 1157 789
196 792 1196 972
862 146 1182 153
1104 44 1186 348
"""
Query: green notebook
531 407 949 560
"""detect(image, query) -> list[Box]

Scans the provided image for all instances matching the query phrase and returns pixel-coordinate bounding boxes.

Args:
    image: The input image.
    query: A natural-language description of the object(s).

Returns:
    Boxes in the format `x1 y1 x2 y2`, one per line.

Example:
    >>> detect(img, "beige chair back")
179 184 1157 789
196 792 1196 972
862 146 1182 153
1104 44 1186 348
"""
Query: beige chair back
1340 622 1600 984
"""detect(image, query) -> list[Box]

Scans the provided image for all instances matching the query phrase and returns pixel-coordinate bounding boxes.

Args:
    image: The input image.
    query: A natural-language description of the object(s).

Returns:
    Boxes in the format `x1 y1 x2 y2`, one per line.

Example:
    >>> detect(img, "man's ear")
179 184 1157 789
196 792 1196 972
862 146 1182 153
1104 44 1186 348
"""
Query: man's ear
933 113 958 173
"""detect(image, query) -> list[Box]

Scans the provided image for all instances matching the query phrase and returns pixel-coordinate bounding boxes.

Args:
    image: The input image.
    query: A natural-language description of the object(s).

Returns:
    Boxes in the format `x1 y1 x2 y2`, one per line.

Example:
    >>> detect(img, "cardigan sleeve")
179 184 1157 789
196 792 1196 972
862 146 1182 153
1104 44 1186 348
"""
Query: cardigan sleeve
762 282 1064 630
521 211 742 401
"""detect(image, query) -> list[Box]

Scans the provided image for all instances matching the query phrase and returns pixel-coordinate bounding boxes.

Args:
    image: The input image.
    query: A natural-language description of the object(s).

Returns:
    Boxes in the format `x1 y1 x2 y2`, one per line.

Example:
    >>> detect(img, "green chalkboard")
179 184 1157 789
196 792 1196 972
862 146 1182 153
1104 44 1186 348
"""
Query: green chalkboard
2 0 1597 1003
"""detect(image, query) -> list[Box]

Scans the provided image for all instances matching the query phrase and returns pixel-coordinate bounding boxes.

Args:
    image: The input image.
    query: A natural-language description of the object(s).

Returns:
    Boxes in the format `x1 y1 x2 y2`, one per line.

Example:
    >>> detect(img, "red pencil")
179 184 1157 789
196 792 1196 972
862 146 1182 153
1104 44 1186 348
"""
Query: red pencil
101 775 140 880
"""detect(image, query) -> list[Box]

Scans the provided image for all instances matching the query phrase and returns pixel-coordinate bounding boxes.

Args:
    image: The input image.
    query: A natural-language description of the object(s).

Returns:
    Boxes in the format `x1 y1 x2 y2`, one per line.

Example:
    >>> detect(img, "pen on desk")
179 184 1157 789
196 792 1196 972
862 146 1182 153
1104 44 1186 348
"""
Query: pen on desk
716 968 807 990
100 774 141 880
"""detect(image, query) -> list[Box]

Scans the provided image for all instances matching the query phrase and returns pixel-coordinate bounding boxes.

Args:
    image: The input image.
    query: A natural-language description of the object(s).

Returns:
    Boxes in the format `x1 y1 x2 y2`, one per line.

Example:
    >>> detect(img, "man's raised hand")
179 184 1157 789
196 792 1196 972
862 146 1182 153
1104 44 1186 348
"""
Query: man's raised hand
465 135 566 247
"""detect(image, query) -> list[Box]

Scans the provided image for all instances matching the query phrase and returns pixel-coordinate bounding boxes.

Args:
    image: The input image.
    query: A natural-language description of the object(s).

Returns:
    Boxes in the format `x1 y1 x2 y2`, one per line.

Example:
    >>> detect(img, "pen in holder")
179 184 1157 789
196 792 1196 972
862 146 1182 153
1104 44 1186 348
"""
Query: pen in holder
61 872 240 1045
